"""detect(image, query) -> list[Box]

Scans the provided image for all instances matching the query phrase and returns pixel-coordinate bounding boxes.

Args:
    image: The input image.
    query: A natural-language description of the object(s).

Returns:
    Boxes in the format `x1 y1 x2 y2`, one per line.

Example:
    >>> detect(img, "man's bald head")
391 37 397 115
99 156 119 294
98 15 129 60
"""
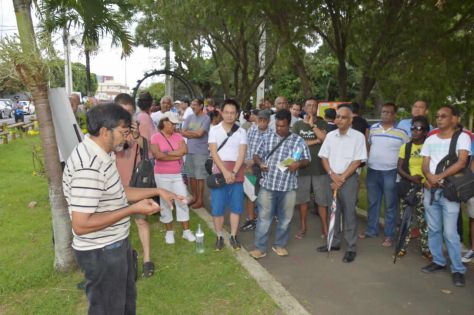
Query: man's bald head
274 96 289 111
335 105 353 131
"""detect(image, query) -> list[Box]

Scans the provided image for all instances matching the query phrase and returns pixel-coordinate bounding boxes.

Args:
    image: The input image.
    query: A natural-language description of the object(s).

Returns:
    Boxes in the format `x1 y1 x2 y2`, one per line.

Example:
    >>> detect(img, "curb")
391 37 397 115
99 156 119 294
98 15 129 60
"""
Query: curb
192 207 310 315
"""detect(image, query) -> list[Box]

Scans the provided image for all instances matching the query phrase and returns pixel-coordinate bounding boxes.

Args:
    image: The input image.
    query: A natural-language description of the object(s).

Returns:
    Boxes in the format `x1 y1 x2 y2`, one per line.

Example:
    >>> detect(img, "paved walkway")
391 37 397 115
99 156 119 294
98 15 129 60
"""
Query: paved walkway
202 190 474 315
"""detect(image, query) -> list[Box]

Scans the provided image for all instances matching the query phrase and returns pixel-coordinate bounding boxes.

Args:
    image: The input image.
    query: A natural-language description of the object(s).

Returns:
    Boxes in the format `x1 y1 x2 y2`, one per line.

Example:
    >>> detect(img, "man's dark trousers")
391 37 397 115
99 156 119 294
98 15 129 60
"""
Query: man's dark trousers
325 174 358 251
75 238 136 315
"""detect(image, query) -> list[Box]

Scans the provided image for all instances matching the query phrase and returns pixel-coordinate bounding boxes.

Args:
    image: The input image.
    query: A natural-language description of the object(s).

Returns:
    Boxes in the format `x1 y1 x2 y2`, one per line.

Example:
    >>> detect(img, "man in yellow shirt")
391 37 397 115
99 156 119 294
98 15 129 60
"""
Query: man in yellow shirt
396 116 431 259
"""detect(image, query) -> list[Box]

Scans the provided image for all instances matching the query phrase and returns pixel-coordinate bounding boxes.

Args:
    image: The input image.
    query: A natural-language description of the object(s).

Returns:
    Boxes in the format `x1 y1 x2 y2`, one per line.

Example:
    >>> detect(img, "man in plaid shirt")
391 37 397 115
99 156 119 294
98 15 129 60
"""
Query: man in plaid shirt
240 109 273 232
250 109 310 258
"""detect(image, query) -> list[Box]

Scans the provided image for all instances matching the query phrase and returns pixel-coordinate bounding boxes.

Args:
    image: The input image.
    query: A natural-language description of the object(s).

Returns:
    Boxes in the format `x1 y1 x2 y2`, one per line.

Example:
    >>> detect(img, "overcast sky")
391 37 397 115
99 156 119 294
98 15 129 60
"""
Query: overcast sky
0 0 167 89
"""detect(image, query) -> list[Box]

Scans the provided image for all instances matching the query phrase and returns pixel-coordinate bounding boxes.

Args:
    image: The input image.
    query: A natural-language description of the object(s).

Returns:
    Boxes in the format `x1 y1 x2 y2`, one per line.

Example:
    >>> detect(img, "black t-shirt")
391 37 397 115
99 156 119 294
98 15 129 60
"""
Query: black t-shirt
351 116 369 135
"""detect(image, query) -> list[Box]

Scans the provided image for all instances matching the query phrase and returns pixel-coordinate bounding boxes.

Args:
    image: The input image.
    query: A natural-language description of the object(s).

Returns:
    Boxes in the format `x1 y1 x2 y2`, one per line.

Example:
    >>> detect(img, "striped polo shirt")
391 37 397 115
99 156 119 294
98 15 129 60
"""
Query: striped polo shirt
63 135 129 251
368 123 409 170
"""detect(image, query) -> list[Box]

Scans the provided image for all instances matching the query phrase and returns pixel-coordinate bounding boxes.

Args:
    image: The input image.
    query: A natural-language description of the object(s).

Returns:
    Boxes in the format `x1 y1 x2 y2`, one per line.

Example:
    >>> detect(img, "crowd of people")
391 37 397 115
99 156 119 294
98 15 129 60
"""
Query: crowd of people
63 93 474 314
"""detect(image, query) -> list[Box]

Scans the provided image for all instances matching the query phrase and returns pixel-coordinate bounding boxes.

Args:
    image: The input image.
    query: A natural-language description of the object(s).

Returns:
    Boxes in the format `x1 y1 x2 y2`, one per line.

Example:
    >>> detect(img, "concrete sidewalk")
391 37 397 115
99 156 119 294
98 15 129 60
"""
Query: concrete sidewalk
201 189 474 315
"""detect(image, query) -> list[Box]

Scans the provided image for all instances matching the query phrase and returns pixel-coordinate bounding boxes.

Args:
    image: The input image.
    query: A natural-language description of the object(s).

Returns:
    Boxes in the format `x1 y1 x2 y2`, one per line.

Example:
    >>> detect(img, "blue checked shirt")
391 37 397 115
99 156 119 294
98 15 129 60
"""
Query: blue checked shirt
256 131 310 191
246 124 271 161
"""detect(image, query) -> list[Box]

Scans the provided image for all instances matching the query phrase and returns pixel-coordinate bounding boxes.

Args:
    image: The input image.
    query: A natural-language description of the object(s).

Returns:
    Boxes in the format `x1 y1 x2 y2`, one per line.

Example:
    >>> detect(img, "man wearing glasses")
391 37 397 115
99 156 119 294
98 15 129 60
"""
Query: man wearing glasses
420 105 471 287
63 103 179 314
317 104 367 263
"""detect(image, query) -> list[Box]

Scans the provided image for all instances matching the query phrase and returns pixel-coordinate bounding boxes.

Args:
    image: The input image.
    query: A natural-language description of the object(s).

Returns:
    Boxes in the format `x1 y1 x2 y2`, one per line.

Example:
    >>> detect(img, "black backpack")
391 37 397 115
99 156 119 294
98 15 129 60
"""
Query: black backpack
130 139 159 202
435 129 474 202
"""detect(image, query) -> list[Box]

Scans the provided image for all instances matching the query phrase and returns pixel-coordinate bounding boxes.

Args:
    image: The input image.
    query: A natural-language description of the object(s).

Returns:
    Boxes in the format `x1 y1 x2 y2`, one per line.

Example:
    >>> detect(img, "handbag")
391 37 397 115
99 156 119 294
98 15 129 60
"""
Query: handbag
206 173 226 188
129 138 159 204
205 124 239 175
435 129 474 202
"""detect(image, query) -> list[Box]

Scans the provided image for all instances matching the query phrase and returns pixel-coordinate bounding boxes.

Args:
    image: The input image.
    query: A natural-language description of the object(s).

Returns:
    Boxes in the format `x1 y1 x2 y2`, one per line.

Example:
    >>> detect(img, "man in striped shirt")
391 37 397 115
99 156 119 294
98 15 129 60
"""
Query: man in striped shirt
360 103 409 246
63 103 177 315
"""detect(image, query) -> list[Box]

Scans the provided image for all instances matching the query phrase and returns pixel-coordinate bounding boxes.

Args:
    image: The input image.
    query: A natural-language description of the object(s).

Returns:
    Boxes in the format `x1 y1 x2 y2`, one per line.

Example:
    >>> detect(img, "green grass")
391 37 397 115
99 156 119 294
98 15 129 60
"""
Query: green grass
0 136 278 315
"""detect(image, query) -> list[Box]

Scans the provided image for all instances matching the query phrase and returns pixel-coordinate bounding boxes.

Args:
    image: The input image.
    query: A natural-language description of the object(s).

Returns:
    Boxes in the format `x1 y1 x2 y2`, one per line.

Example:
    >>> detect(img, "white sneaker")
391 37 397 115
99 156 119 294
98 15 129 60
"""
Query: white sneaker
165 231 175 244
182 229 196 242
461 249 474 263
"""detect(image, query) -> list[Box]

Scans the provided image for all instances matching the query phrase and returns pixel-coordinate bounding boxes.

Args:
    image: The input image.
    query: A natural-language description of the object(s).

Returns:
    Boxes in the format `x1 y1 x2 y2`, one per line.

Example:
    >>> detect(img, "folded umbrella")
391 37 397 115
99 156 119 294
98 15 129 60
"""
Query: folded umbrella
327 189 338 254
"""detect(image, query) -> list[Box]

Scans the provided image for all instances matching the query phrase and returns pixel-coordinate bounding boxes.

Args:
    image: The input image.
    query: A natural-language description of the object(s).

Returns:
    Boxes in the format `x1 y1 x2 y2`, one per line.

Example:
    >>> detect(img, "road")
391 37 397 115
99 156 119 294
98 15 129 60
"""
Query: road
0 114 35 125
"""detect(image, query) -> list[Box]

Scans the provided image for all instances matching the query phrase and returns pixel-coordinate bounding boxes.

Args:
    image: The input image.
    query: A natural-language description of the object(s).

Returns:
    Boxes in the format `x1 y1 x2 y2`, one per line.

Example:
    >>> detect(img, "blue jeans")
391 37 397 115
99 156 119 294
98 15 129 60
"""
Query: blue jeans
75 238 136 315
255 188 296 252
423 189 466 273
366 168 398 239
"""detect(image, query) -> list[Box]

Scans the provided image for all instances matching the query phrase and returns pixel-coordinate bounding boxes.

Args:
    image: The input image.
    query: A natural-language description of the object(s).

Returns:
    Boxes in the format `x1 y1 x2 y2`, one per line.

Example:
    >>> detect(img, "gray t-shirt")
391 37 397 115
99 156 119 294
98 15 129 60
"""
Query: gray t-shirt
183 113 211 154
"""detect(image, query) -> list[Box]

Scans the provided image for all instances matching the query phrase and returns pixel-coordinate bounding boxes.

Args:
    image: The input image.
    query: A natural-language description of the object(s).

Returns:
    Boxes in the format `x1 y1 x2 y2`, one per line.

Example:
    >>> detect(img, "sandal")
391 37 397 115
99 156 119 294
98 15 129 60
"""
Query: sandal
143 261 155 278
295 230 306 240
381 238 393 247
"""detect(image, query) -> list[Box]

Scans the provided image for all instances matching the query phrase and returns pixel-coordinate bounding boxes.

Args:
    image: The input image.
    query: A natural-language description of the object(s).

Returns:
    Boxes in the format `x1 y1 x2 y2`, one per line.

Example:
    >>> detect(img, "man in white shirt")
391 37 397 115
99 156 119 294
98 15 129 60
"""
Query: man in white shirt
208 99 248 251
317 105 367 263
420 105 470 287
150 95 172 128
181 98 194 121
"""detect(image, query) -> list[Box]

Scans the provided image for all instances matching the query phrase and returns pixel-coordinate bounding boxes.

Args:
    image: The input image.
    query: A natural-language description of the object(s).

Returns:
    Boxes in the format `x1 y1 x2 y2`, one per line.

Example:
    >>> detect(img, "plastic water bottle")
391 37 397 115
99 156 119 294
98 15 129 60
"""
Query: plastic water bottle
292 147 303 161
196 224 205 254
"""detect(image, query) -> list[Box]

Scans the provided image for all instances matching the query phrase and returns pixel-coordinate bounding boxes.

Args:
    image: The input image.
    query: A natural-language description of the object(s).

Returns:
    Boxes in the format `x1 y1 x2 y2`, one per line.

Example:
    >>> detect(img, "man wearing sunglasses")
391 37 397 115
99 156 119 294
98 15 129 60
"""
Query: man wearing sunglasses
420 105 471 287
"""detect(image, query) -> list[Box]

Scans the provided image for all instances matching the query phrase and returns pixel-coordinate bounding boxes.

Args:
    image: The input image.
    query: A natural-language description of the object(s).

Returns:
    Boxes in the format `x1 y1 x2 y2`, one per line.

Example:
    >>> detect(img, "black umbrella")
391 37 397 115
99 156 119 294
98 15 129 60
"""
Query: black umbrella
393 184 419 264
393 204 414 263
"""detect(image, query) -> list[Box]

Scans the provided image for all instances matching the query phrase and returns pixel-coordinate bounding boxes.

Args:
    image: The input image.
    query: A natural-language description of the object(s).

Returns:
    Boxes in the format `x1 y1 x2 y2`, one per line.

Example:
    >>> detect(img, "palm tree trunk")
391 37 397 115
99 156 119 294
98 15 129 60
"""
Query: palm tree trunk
13 0 76 272
85 48 92 96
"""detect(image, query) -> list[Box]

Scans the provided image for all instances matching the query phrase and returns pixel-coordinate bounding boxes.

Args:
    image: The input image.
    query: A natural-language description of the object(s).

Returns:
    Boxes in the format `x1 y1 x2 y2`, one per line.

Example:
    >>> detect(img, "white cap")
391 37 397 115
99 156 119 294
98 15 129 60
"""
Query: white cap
160 111 181 124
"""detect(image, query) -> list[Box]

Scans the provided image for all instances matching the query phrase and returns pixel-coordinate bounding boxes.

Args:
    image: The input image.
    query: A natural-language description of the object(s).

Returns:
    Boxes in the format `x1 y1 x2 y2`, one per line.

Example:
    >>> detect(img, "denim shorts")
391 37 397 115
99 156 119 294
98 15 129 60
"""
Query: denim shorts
210 182 244 216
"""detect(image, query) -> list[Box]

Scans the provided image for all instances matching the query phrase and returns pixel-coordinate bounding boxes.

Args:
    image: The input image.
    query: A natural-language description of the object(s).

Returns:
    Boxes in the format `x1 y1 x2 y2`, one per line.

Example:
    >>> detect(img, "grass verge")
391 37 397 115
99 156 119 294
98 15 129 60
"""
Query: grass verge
0 136 278 314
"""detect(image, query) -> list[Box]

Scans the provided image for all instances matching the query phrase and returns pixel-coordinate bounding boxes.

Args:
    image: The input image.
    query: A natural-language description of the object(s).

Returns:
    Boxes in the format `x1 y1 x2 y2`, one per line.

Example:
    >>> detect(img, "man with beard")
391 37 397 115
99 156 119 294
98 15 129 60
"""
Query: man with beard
63 103 179 314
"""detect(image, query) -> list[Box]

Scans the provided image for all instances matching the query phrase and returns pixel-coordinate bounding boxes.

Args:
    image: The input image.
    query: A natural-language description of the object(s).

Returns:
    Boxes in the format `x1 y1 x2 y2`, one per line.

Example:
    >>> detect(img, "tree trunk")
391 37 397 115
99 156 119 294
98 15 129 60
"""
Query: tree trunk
289 45 312 98
336 53 348 101
85 48 92 96
358 73 377 109
13 0 76 272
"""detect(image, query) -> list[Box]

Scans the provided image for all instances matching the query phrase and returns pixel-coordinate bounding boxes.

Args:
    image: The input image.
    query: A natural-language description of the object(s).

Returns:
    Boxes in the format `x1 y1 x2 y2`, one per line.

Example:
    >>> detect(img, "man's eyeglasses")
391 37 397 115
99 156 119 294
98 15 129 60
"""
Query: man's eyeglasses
113 128 131 138
410 126 425 131
435 114 450 120
335 115 349 119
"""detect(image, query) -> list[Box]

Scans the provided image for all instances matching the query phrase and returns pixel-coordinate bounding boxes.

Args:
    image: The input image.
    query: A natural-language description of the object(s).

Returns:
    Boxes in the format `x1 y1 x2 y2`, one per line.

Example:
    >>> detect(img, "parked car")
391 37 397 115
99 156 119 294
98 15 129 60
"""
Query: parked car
19 101 35 114
0 100 13 119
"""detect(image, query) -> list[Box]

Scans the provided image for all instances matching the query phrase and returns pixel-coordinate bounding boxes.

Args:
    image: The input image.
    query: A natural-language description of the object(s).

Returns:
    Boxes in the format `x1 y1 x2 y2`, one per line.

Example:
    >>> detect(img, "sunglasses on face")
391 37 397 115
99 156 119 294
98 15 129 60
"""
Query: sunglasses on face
435 114 450 120
410 126 425 131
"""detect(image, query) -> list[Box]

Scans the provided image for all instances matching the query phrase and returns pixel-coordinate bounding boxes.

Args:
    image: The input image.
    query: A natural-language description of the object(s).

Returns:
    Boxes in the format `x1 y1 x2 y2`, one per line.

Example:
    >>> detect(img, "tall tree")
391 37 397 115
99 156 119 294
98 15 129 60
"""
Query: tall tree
7 0 75 271
40 0 134 96
135 0 281 106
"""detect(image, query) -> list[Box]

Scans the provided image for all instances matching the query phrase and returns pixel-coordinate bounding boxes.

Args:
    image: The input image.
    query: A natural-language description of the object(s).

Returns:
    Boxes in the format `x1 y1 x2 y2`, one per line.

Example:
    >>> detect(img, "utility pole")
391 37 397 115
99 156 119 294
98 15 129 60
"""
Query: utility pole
63 27 73 95
256 27 266 107
164 42 173 98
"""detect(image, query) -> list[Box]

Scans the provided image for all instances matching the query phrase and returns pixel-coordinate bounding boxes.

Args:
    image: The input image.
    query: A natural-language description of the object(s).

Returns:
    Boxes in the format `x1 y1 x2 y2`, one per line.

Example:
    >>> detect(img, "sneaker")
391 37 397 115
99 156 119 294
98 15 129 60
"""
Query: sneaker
240 219 257 232
421 262 446 273
272 246 288 257
165 231 175 244
452 272 466 287
215 236 224 251
461 249 474 263
229 235 241 250
182 229 196 242
249 249 266 259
